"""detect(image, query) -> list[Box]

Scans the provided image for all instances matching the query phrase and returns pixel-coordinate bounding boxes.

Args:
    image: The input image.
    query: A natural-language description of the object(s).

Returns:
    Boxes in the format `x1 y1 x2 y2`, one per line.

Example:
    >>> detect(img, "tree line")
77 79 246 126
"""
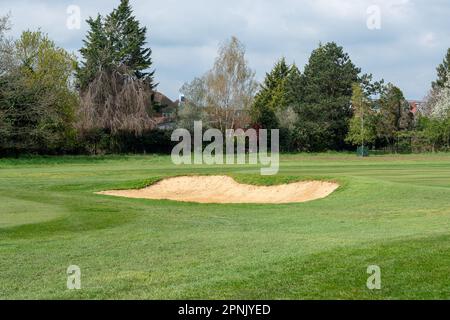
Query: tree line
180 38 450 153
1 0 450 156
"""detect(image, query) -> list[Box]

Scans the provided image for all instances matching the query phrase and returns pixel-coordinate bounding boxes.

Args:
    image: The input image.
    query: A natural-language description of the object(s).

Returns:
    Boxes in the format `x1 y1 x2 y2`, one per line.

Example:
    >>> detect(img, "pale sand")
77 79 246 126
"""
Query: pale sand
97 176 339 204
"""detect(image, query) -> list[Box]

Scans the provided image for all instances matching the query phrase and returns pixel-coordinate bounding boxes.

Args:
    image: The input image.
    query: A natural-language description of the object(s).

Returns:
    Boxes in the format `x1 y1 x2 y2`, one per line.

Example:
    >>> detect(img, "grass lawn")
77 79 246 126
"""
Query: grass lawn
0 153 449 299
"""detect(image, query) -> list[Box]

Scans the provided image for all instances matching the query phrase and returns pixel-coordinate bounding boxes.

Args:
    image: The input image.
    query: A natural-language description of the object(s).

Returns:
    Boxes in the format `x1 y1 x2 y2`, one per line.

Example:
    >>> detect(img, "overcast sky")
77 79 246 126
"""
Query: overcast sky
1 0 449 100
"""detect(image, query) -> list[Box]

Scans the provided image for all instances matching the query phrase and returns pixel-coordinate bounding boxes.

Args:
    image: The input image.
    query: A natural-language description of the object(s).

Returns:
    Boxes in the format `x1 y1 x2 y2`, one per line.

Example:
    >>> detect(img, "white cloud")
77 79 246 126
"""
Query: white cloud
1 0 449 100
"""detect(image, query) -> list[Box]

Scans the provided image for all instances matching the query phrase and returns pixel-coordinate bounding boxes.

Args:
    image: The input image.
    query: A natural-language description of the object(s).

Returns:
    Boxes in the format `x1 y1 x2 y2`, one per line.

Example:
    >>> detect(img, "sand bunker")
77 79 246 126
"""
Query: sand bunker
97 176 339 204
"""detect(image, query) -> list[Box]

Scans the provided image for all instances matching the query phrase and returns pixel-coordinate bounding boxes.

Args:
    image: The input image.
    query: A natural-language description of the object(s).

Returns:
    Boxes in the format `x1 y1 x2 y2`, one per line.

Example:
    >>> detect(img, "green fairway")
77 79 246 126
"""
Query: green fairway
0 154 449 299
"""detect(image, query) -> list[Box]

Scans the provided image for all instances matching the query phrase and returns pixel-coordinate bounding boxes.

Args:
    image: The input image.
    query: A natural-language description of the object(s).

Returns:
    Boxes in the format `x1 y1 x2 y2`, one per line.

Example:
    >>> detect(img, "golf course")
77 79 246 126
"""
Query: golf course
0 153 449 299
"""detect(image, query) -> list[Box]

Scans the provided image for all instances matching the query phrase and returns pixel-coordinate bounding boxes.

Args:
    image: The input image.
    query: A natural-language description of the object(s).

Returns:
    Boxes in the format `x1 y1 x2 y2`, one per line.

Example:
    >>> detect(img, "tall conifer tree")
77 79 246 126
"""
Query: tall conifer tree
433 48 450 90
251 58 292 128
298 42 360 151
77 0 155 90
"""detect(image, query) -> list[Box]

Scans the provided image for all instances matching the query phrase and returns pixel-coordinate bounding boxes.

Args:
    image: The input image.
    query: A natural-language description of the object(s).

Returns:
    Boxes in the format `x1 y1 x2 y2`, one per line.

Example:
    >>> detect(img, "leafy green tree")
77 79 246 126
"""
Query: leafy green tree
296 42 360 151
0 31 78 154
376 84 412 150
432 48 450 90
416 116 445 152
346 83 377 147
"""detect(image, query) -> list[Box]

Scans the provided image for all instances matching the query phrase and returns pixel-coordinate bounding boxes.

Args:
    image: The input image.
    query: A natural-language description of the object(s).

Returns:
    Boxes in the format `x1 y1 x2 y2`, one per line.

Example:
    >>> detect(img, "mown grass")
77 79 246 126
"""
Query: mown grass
0 153 449 299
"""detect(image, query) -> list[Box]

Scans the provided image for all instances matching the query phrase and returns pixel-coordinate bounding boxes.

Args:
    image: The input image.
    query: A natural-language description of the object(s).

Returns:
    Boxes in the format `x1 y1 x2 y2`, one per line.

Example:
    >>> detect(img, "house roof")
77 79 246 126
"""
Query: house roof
152 91 176 107
407 100 425 114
